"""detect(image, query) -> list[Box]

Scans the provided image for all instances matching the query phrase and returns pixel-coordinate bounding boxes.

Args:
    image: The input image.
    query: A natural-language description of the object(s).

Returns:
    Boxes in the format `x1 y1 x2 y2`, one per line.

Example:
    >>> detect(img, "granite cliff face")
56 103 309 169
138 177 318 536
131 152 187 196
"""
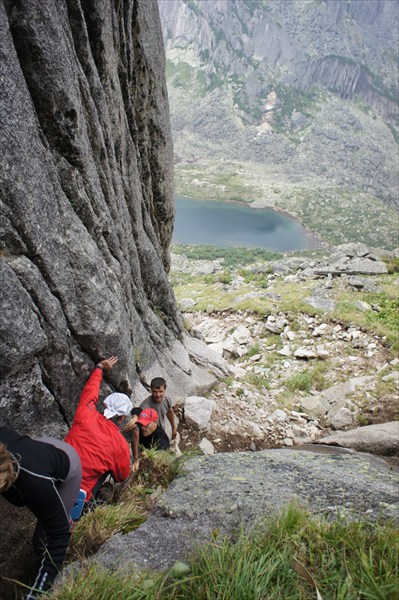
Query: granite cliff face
158 0 398 215
0 0 227 436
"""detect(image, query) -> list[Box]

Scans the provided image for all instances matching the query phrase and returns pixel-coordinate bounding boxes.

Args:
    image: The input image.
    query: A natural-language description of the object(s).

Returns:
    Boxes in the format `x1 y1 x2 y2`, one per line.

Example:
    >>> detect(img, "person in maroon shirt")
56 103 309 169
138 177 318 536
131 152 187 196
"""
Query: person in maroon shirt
65 356 132 503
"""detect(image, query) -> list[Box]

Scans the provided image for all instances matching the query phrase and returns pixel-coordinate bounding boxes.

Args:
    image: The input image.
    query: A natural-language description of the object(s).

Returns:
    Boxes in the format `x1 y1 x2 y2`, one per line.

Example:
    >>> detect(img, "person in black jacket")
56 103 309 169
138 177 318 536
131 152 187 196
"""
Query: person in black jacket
0 428 82 599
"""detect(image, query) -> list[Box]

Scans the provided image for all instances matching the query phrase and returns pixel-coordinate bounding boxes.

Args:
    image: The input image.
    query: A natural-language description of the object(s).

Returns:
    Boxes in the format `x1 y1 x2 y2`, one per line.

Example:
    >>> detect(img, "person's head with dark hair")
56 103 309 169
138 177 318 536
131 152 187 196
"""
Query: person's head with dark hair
150 377 166 390
150 377 166 404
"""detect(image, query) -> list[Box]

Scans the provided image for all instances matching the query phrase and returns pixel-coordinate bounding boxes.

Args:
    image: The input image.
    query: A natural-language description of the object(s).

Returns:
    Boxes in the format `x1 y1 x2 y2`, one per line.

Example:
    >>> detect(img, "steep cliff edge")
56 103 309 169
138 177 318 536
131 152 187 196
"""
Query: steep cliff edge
0 0 226 436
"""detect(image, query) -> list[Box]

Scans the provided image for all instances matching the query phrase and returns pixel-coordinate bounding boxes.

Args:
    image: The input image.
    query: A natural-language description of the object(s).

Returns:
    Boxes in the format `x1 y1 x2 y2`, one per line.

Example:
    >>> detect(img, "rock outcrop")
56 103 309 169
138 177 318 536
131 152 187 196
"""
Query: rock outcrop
91 448 399 573
0 0 227 436
317 422 399 456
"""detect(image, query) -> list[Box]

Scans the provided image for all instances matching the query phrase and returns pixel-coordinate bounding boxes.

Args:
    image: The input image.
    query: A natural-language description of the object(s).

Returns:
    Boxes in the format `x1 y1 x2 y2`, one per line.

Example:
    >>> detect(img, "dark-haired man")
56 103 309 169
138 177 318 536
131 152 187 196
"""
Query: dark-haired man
139 377 177 439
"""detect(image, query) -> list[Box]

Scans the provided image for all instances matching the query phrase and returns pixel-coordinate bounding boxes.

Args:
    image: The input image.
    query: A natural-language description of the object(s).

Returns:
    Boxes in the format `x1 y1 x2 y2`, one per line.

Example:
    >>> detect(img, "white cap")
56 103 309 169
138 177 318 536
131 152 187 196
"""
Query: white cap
103 393 132 419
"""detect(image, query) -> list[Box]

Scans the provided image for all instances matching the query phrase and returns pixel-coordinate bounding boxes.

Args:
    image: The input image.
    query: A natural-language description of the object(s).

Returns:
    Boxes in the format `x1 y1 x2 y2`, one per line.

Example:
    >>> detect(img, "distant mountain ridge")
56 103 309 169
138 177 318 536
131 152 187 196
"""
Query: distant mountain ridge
158 0 398 247
160 0 398 126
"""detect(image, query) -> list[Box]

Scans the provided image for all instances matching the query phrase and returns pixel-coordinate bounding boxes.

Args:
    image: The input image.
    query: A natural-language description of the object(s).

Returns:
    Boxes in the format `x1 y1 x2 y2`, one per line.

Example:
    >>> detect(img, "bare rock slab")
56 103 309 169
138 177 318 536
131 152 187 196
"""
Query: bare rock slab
91 448 399 574
316 422 399 456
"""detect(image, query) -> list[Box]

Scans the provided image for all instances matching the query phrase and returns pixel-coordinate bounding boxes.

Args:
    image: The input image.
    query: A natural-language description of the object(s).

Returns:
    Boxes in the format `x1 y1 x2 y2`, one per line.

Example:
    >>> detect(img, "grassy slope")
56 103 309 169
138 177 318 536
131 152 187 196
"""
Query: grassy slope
171 260 399 351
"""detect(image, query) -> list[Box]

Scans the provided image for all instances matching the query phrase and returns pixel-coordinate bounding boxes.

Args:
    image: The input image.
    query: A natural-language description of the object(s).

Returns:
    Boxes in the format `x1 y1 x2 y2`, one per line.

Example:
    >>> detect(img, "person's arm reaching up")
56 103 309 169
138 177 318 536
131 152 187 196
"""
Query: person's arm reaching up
72 356 118 424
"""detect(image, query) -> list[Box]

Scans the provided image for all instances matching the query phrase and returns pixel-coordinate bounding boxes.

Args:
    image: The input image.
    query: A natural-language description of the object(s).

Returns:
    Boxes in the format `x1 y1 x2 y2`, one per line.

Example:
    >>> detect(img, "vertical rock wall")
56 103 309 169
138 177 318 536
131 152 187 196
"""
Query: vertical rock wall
0 0 218 436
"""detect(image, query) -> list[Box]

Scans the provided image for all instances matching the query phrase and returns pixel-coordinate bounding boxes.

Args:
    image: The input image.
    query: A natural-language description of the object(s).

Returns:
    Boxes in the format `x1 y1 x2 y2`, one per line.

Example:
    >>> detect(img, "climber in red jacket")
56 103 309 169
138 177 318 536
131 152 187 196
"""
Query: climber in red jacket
65 356 132 503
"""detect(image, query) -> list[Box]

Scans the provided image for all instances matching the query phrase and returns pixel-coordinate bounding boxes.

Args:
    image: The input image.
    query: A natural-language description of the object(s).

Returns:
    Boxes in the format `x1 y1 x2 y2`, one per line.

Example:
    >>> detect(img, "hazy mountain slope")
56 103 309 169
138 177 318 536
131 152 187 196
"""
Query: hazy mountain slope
158 0 399 249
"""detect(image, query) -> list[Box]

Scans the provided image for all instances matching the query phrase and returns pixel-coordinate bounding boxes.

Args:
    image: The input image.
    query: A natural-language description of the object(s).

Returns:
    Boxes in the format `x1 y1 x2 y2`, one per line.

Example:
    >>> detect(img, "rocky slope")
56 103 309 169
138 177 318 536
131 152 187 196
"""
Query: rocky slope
0 0 227 436
158 0 399 236
170 243 399 455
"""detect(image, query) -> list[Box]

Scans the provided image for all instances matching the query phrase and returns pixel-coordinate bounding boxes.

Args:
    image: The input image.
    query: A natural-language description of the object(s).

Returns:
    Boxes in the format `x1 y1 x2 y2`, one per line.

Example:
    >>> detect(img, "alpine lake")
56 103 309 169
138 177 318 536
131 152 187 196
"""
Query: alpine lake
173 196 320 252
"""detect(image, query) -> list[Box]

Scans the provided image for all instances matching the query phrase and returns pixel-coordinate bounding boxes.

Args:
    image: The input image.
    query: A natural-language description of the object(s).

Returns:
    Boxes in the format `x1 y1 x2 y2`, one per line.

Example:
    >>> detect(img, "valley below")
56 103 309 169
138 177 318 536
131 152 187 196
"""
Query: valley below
161 0 399 252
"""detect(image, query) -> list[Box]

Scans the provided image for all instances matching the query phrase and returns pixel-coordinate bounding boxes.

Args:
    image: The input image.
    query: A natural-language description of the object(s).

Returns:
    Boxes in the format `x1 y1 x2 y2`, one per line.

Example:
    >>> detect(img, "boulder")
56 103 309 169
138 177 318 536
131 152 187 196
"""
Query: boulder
312 323 329 337
183 334 232 380
295 347 317 359
184 396 216 430
232 325 252 345
347 258 388 275
278 345 292 356
301 395 331 419
199 438 215 455
306 297 336 312
317 422 399 456
325 376 373 401
334 243 371 258
331 407 354 430
269 409 288 422
316 345 330 359
265 316 288 334
179 298 196 309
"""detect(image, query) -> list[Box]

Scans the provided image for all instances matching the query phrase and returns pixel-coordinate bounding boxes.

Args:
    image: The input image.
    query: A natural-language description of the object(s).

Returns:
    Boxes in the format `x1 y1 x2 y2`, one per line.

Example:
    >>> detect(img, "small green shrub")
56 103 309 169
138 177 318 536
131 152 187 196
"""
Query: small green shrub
218 271 232 285
285 365 328 394
246 343 261 357
382 255 399 274
244 372 270 390
69 495 146 559
203 274 217 284
365 293 399 331
239 270 270 287
172 244 281 267
286 371 313 393
357 414 369 426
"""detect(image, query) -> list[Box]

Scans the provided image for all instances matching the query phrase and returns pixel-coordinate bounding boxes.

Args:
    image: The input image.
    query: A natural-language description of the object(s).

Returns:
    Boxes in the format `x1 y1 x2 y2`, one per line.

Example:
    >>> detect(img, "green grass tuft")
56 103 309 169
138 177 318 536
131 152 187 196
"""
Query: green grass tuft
244 372 270 390
69 502 146 560
172 244 281 267
52 504 399 599
286 370 314 393
68 450 187 560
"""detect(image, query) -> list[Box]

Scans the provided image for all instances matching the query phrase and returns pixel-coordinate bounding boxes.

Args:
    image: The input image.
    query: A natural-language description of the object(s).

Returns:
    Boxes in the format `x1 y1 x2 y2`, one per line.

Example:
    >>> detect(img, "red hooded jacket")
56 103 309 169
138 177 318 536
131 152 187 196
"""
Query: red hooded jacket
65 367 130 500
